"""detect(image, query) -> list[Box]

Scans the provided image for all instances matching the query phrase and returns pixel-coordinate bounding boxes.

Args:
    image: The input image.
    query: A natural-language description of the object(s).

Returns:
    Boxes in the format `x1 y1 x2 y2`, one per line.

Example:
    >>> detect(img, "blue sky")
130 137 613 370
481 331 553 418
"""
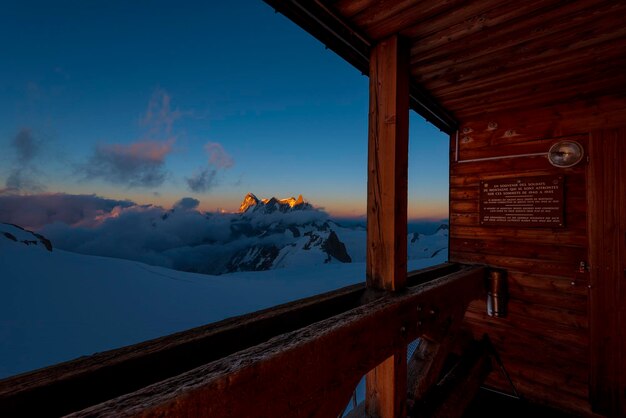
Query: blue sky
0 0 449 219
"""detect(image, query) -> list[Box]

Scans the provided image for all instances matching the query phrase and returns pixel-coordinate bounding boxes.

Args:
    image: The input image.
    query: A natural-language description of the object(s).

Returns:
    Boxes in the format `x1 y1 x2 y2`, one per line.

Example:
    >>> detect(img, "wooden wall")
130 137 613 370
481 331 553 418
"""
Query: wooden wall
449 96 626 416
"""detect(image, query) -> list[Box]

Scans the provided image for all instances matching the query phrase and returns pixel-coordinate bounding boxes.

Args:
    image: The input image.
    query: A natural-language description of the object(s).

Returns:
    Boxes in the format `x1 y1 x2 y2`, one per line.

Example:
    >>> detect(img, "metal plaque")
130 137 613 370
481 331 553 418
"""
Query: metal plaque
480 175 565 227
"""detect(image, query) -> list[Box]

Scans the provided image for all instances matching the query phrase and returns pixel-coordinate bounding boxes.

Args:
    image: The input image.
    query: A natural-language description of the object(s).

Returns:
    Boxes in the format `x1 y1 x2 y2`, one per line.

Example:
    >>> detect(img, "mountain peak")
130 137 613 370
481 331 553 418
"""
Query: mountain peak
238 193 310 214
239 193 260 213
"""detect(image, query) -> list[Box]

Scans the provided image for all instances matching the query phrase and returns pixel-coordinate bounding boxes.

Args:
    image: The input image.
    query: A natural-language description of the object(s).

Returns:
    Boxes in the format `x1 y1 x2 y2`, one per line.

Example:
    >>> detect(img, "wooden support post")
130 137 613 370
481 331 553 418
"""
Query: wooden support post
407 308 467 402
365 34 410 418
366 34 409 291
366 348 408 418
588 128 626 417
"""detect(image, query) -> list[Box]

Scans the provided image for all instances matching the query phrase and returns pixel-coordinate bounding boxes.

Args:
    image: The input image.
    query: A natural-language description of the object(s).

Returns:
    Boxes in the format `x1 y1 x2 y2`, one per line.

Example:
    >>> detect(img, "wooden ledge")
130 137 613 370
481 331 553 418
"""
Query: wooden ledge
68 265 486 417
0 263 463 417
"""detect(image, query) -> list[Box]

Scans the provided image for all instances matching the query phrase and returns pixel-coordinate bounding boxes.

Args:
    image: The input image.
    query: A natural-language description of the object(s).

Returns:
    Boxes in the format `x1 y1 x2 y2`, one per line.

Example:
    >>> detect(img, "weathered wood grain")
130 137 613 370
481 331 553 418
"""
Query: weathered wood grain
406 0 602 57
455 95 626 133
403 0 556 50
587 128 626 416
366 34 409 291
366 34 410 418
447 102 593 415
416 3 626 83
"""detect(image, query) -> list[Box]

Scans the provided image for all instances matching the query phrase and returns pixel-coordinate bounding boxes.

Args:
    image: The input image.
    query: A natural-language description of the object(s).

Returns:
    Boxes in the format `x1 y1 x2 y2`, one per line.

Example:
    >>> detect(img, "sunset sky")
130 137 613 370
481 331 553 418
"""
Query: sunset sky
0 0 449 220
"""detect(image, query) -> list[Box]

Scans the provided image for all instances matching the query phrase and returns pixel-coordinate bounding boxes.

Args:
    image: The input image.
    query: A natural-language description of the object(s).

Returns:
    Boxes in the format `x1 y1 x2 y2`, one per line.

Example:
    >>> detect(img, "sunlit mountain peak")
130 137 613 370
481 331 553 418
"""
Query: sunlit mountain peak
238 193 309 214
239 193 260 213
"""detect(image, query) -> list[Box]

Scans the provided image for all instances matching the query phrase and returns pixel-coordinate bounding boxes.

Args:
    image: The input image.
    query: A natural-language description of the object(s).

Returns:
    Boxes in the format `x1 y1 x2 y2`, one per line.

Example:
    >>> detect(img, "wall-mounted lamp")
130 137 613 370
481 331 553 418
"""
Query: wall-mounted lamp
455 138 585 165
547 140 584 168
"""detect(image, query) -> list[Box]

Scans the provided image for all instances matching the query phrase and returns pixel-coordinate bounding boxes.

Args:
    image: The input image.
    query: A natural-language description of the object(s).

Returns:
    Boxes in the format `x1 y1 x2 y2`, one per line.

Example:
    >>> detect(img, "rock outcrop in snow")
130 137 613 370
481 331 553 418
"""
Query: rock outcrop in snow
1 223 53 252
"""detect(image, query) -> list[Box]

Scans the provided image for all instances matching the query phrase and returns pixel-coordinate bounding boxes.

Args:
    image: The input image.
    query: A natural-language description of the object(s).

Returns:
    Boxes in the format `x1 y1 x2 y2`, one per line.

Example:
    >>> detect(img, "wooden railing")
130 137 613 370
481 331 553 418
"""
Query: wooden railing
0 263 486 417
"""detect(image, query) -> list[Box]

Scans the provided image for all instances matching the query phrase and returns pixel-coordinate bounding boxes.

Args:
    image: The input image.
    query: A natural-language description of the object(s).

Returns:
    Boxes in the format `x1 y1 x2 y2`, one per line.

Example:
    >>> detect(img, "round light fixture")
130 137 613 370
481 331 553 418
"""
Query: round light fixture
548 140 584 167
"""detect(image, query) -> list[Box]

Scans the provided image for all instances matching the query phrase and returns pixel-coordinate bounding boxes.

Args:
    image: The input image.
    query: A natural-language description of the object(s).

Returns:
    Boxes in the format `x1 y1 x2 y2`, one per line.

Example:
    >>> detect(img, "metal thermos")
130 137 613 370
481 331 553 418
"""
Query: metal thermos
487 270 507 317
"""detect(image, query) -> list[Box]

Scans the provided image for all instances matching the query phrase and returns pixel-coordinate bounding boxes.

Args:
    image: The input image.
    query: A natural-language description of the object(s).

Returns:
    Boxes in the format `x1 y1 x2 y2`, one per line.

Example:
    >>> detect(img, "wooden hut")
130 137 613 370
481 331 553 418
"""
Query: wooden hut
1 1 625 416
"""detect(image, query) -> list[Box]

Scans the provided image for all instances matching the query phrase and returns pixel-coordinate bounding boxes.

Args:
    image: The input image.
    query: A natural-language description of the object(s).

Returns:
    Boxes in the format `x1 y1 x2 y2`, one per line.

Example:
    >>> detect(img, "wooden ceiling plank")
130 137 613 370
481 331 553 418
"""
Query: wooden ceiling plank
402 0 520 40
421 24 626 93
426 33 626 99
330 0 378 19
407 0 578 57
351 0 422 29
412 0 624 75
440 57 626 113
456 81 626 119
418 27 626 93
454 94 626 133
363 0 469 40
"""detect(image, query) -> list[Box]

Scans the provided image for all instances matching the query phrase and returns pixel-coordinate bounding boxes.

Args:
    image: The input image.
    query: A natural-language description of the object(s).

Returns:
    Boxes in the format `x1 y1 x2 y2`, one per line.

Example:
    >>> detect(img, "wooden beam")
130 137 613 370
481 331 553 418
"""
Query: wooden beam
64 267 486 417
366 34 410 291
0 264 460 418
366 34 410 418
588 128 626 417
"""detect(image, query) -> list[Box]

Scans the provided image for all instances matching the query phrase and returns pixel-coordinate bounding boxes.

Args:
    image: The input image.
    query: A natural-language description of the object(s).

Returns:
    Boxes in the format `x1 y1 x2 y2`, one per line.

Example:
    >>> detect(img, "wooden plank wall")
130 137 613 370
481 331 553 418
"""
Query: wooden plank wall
587 129 626 417
449 96 626 416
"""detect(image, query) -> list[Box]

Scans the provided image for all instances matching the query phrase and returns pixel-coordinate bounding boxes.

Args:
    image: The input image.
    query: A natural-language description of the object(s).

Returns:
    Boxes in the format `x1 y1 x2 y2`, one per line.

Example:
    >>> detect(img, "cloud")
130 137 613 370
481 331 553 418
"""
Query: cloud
79 140 173 188
78 89 180 189
13 128 39 163
204 142 234 169
184 142 233 193
3 128 46 193
38 200 235 273
173 197 200 211
4 171 45 194
30 193 331 275
0 193 135 229
141 88 181 139
185 168 217 193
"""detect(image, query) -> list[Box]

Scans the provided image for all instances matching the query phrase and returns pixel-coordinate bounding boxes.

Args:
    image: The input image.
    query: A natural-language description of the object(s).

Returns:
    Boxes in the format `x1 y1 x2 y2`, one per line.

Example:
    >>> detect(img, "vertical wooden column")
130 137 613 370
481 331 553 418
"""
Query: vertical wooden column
365 35 409 418
366 35 409 291
588 128 626 417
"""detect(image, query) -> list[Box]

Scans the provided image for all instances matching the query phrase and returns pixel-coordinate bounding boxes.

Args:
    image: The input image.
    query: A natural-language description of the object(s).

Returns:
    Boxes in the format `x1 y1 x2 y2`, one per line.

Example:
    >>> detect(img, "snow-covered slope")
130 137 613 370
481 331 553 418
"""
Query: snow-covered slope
0 223 446 379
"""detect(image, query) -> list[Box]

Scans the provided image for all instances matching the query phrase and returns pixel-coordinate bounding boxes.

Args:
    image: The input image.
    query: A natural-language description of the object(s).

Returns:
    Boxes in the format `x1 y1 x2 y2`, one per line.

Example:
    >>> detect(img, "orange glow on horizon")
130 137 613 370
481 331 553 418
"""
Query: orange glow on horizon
51 187 448 220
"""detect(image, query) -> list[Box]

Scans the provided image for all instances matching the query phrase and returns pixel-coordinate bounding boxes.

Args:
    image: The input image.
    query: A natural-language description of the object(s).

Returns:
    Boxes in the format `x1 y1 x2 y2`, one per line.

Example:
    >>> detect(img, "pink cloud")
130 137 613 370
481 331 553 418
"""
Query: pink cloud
80 139 174 188
78 89 181 188
204 142 234 169
104 139 174 162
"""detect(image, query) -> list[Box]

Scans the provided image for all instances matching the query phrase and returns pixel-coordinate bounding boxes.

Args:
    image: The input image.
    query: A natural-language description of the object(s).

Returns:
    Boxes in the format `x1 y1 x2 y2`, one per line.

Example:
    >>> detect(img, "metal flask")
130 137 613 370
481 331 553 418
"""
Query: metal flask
487 270 507 318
